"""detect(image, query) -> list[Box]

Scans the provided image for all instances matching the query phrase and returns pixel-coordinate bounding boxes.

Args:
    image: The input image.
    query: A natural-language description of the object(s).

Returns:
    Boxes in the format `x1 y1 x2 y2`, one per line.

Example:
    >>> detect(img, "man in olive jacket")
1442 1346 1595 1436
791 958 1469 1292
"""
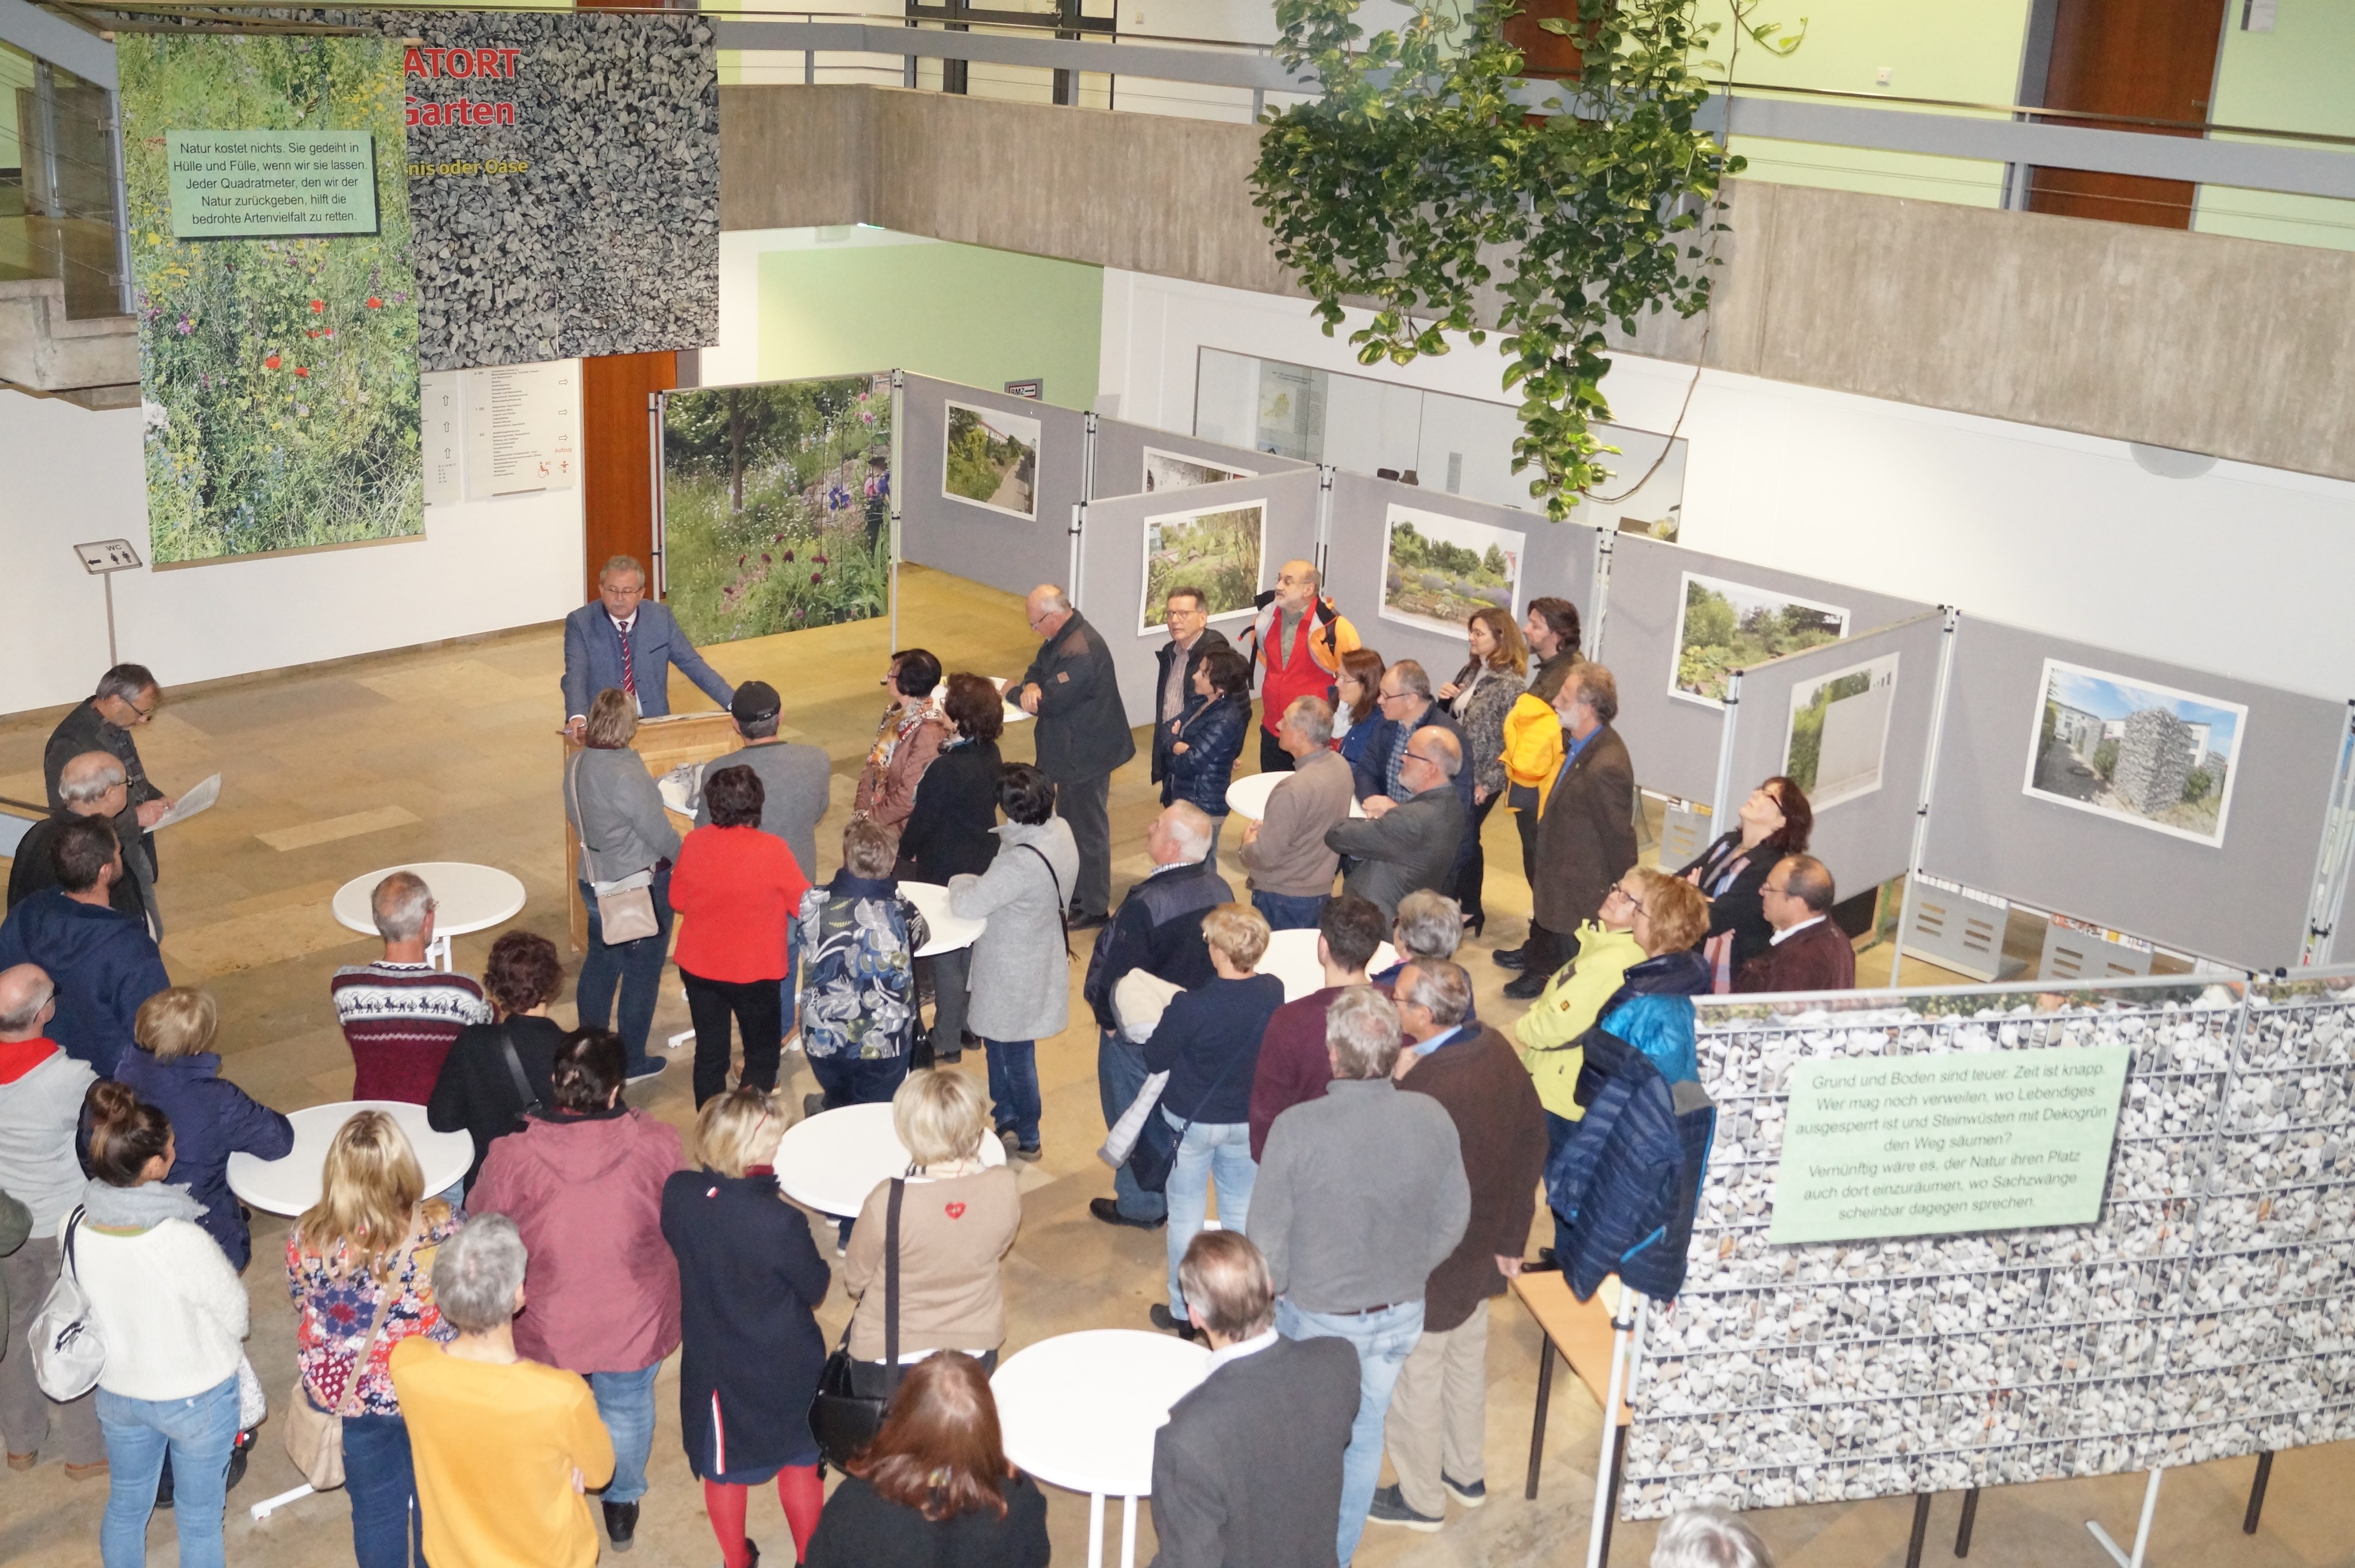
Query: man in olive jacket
1507 662 1637 1000
1015 585 1135 926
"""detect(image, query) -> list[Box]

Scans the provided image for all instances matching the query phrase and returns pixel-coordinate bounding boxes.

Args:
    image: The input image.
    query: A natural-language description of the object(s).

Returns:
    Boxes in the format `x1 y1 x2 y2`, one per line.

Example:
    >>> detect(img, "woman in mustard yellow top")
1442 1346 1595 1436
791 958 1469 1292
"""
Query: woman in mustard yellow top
389 1214 613 1568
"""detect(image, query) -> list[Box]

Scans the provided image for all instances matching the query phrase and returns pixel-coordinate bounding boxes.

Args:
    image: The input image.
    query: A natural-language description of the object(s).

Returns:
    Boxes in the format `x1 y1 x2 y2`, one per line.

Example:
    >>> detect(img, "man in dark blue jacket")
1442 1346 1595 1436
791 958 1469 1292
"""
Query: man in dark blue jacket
1083 803 1232 1230
0 818 169 1075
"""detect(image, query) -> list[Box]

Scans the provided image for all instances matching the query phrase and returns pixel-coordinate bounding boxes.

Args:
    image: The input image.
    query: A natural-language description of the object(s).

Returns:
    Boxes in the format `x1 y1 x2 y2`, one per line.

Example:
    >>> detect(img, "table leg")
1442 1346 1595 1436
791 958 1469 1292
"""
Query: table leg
1904 1493 1931 1568
427 933 452 972
2244 1451 2273 1535
1955 1486 1979 1557
1120 1495 1139 1568
2085 1468 2163 1568
1088 1492 1105 1568
248 1482 314 1521
1526 1341 1555 1501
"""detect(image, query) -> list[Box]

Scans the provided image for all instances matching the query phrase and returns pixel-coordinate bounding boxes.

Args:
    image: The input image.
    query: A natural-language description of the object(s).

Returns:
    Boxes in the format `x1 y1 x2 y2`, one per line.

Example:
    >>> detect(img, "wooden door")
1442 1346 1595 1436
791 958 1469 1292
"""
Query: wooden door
580 351 677 602
2028 0 2228 228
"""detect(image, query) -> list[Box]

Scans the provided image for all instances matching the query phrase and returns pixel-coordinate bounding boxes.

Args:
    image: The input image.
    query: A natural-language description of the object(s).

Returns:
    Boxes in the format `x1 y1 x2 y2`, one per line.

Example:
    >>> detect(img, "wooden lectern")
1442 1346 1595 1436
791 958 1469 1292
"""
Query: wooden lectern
562 711 743 952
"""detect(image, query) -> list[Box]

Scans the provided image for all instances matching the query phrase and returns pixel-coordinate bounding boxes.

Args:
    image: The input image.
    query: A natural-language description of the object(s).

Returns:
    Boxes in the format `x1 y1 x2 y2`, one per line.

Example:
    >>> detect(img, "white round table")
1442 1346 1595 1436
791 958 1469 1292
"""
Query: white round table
1260 927 1397 1002
899 880 987 959
774 1101 1007 1218
994 1329 1212 1568
227 1101 474 1217
1223 769 1367 822
331 861 527 972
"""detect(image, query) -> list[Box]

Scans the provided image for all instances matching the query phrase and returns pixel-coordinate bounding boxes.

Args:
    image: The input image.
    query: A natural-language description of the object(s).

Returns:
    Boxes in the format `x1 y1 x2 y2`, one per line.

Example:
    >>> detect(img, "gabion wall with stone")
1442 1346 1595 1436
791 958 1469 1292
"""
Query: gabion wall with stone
1621 972 2355 1520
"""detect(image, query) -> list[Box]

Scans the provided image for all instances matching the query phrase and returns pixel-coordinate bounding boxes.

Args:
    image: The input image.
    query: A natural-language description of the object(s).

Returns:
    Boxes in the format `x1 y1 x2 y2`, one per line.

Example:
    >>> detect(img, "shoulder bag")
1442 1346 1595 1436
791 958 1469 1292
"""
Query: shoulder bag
498 1023 543 1128
284 1220 422 1491
27 1207 105 1401
568 753 661 944
1016 842 1072 958
810 1178 904 1470
1127 1033 1254 1195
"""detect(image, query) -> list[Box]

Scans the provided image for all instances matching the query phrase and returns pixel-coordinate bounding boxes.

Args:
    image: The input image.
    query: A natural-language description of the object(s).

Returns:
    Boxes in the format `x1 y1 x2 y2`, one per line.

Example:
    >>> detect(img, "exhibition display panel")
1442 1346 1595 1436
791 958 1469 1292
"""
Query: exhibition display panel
1086 415 1314 505
898 373 1089 599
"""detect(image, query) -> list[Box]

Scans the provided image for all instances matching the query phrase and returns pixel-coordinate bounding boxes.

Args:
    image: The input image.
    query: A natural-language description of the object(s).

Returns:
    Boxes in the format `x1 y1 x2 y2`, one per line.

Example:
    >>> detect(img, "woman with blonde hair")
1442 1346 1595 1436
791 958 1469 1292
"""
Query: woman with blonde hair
286 1110 461 1568
1436 605 1528 935
661 1088 831 1567
113 985 292 1270
842 1071 1022 1394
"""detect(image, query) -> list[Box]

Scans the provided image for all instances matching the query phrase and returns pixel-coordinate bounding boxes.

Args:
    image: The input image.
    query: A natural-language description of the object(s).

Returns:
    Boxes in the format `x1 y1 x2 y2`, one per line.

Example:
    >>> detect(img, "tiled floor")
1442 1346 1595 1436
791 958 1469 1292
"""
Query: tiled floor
1 563 2346 1568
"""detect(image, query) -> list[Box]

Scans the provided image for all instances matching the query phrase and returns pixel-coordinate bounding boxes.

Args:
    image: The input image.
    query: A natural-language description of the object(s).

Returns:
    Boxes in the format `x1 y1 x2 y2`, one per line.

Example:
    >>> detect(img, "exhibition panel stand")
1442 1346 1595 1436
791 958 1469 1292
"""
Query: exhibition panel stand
1078 469 1327 729
900 373 1091 599
1084 417 1313 504
1917 616 2346 972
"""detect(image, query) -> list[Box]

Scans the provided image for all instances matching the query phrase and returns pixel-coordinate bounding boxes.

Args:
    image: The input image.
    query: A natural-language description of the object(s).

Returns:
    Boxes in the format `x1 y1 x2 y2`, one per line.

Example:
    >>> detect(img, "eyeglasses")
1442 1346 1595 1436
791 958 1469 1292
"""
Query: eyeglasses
1164 605 1205 621
124 696 159 723
1762 881 1793 899
1405 749 1445 769
1605 884 1647 914
1378 689 1414 706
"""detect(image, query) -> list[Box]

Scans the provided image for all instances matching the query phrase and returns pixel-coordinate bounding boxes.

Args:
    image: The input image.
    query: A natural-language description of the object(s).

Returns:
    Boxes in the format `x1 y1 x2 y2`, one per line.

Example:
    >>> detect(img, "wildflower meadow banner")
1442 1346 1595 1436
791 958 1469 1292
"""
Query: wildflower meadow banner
122 32 421 565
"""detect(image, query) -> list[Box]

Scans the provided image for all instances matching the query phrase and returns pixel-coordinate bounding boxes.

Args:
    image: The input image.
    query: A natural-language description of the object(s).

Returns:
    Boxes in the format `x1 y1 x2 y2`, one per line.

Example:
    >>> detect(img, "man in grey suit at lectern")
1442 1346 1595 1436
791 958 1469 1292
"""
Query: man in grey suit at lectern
562 554 736 737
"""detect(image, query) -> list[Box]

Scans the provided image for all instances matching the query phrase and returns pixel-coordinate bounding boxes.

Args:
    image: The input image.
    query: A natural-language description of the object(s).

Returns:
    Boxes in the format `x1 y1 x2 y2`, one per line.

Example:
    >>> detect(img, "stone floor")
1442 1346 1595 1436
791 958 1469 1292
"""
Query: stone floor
2 563 2348 1568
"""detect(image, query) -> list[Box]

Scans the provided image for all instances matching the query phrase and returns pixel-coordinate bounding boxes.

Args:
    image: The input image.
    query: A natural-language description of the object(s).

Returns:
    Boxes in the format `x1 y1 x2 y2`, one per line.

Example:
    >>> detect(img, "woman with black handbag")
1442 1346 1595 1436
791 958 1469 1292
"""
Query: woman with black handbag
425 931 568 1194
661 1087 830 1568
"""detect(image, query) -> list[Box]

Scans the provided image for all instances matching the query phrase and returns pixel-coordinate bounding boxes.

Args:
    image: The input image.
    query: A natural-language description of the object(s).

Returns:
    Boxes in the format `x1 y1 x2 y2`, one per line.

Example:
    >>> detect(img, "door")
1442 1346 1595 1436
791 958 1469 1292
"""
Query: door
2027 0 2229 228
580 352 677 602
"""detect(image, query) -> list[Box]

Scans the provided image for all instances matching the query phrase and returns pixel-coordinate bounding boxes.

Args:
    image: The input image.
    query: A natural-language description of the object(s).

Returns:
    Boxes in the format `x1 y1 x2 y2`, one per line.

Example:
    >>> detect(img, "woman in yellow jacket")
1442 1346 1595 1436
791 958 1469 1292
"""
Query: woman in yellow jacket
1498 597 1584 968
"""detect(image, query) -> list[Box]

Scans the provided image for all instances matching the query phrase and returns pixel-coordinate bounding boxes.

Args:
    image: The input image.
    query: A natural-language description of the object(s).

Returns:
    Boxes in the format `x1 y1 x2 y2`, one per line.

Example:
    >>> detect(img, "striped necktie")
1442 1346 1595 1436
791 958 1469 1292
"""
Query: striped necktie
618 620 636 696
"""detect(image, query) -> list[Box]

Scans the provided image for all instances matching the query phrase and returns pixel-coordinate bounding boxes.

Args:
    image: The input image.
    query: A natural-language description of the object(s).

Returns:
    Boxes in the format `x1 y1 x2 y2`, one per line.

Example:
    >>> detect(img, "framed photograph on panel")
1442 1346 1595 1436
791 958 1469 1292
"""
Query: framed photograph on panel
942 400 1041 519
1138 501 1268 636
1378 504 1525 639
1783 652 1899 811
1142 446 1256 494
1673 572 1850 706
2021 658 2246 847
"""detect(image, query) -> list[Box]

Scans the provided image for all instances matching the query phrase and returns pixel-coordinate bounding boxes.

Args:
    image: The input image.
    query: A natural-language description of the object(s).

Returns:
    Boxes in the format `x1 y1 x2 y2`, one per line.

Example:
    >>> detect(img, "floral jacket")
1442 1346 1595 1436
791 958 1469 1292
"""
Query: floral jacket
286 1198 463 1417
797 871 930 1060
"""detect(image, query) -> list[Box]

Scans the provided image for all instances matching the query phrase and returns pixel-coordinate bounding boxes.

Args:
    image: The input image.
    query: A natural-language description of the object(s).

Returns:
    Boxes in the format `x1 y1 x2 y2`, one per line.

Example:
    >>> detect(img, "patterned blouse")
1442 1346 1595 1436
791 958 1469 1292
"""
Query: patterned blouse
285 1198 463 1417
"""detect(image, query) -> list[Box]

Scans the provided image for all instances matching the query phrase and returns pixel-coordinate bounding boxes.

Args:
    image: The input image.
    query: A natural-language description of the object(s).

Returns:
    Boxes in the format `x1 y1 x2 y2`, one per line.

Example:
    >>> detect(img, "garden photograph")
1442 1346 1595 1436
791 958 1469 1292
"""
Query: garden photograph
1378 504 1524 638
1673 573 1850 705
943 400 1040 518
1137 501 1266 634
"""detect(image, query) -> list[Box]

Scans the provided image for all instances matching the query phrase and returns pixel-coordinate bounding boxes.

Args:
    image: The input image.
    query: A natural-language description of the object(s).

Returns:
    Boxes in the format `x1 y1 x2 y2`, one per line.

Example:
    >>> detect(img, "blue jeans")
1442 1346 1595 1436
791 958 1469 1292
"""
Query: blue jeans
1097 1029 1165 1222
807 1049 910 1111
1164 1115 1256 1314
577 863 674 1062
984 1038 1041 1147
97 1372 238 1568
1544 1110 1579 1261
590 1363 661 1505
1252 889 1328 931
1277 1298 1426 1566
342 1409 423 1568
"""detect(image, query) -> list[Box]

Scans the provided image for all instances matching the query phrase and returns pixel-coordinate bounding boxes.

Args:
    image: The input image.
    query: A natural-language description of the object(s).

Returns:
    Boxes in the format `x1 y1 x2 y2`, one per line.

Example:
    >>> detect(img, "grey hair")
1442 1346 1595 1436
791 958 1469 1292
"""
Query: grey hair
1163 801 1213 860
1282 696 1334 749
1650 1507 1773 1568
1389 660 1432 700
1397 959 1472 1028
432 1213 529 1333
599 554 645 585
1409 726 1463 779
57 752 126 807
0 970 56 1035
371 871 434 943
1392 890 1463 961
1032 585 1073 615
95 664 158 704
1324 984 1402 1080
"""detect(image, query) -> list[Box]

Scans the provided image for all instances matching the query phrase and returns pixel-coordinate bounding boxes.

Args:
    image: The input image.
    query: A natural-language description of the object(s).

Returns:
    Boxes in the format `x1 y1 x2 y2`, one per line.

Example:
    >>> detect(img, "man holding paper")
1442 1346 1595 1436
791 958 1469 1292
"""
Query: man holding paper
44 664 178 889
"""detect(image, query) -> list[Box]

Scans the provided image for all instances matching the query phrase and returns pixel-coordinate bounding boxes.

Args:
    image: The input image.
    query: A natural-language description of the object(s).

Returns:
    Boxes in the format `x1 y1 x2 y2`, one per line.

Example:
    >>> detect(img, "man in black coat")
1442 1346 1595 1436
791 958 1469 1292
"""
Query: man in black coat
1015 584 1136 926
43 664 174 892
9 752 155 935
1152 1231 1359 1568
1149 588 1232 790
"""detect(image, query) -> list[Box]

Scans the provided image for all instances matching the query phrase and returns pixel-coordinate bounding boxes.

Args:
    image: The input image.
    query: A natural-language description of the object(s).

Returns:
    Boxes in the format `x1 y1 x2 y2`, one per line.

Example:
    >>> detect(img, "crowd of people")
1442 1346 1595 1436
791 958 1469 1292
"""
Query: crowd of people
0 548 1852 1565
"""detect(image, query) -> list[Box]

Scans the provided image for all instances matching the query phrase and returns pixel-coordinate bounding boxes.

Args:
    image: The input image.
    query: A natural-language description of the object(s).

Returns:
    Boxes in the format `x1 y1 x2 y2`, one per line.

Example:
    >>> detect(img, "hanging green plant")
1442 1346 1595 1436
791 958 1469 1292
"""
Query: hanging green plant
1253 0 1746 518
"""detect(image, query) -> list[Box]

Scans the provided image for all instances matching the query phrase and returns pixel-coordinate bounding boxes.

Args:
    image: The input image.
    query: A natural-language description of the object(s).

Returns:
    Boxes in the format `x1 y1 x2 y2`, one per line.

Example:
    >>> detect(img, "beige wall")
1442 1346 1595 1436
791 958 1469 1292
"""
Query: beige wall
721 84 2355 484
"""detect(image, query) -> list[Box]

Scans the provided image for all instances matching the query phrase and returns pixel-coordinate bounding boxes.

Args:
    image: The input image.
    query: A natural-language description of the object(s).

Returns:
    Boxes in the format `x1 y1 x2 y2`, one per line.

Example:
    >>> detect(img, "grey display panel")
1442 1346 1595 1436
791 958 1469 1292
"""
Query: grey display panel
1323 470 1599 697
1086 419 1313 501
1078 469 1328 730
1715 612 1947 894
1597 535 1934 808
1920 616 2343 969
899 375 1087 599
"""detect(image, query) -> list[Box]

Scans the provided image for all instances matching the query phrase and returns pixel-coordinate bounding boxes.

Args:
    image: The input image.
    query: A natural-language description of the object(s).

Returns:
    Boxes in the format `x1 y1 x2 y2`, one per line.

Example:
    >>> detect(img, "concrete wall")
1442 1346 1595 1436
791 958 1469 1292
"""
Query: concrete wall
719 84 2355 486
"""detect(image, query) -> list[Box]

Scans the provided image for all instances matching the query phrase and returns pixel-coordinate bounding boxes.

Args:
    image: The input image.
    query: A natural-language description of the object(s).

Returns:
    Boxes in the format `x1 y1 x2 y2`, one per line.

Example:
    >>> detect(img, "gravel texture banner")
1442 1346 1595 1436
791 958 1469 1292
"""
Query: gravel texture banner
1624 972 2355 1518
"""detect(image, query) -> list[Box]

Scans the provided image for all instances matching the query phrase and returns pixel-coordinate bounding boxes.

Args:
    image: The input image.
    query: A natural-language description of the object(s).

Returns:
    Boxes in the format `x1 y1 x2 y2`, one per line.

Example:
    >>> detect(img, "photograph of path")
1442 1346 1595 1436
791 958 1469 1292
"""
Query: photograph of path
1674 573 1850 706
2023 658 2245 846
1379 504 1524 638
944 400 1041 518
1142 446 1255 493
1138 501 1266 634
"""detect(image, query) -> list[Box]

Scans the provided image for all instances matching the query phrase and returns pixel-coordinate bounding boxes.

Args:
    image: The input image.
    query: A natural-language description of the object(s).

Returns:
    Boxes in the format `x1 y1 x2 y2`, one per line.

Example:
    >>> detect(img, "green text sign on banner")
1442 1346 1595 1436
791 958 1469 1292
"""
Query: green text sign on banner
166 131 378 238
1769 1045 2129 1244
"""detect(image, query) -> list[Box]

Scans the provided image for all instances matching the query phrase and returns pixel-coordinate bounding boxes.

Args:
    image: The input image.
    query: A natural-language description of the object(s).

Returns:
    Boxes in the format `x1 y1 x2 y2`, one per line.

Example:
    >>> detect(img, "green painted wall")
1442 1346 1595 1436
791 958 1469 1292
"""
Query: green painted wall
756 237 1102 411
2199 8 2355 252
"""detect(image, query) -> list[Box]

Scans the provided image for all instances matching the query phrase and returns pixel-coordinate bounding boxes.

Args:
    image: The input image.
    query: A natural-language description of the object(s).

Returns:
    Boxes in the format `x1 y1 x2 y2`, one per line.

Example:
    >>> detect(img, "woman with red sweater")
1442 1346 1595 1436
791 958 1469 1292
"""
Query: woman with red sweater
669 765 810 1107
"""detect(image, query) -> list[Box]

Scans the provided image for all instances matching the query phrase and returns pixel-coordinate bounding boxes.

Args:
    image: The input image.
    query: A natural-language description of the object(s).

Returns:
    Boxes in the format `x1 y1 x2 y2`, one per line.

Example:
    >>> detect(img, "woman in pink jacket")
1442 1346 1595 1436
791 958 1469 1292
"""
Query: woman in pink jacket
470 1027 684 1555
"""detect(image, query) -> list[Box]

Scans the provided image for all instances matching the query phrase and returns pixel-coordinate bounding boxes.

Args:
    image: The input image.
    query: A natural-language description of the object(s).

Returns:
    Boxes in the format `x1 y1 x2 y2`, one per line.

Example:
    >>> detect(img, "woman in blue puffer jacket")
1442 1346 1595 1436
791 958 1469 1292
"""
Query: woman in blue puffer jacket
1593 868 1716 1083
1162 647 1253 857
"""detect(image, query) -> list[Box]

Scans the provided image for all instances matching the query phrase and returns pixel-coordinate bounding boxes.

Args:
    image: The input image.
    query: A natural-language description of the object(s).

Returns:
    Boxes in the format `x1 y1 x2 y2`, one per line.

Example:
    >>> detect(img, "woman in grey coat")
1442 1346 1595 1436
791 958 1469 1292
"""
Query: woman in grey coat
948 764 1078 1160
563 688 682 1075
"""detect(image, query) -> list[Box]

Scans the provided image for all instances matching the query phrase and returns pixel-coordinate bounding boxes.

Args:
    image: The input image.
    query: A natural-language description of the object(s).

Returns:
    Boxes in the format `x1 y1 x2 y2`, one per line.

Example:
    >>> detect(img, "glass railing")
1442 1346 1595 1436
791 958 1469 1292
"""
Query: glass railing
1 39 129 319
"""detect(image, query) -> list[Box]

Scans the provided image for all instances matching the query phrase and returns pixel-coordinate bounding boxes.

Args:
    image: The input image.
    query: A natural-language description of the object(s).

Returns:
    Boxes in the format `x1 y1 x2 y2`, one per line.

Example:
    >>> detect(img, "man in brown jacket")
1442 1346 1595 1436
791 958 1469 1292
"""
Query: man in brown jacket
1734 854 1857 995
1237 697 1353 930
1503 662 1637 1000
1368 959 1548 1531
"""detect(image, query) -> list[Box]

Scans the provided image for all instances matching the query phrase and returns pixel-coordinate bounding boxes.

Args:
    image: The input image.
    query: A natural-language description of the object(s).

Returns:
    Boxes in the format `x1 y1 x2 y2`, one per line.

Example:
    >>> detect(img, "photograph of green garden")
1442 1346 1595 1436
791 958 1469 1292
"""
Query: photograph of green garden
1673 572 1850 706
1138 501 1267 635
660 375 893 647
943 400 1040 519
1379 504 1524 638
1784 651 1899 811
122 33 421 565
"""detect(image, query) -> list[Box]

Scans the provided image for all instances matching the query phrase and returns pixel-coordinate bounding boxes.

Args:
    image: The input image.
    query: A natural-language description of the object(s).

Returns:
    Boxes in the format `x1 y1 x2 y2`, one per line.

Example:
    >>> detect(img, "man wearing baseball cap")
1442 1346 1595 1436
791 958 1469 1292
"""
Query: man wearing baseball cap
696 681 832 1032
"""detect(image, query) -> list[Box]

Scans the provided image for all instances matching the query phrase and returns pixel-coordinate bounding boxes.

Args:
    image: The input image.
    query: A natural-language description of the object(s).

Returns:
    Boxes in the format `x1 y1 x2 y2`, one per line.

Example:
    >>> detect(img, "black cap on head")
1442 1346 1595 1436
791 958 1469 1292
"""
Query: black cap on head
730 681 781 725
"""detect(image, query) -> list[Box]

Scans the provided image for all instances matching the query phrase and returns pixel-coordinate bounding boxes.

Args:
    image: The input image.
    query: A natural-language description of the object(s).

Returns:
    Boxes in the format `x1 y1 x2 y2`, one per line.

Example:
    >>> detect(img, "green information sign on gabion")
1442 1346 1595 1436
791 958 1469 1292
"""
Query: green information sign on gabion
1769 1045 2130 1244
166 131 379 239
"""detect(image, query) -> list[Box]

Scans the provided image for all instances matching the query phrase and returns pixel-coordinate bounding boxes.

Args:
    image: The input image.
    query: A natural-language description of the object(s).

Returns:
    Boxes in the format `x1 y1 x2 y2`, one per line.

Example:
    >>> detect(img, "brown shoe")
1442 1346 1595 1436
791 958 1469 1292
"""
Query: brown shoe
64 1460 109 1481
5 1452 32 1472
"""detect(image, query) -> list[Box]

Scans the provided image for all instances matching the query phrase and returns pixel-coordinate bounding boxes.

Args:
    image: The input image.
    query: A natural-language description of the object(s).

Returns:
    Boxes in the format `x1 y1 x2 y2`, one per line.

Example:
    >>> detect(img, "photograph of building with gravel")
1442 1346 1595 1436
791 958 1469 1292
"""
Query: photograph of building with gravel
2024 658 2246 846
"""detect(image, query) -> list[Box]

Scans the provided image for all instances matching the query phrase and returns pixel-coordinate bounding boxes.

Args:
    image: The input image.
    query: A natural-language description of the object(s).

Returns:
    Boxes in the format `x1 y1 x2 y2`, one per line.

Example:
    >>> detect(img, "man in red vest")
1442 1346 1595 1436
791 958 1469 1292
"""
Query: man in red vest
1239 559 1360 776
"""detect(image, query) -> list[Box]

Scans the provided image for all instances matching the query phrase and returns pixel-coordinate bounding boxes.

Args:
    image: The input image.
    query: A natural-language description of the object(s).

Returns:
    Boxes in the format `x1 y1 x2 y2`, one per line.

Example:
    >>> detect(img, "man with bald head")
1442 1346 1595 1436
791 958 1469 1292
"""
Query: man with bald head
1325 728 1466 922
1240 558 1359 776
1015 584 1133 926
329 870 492 1103
9 752 158 935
